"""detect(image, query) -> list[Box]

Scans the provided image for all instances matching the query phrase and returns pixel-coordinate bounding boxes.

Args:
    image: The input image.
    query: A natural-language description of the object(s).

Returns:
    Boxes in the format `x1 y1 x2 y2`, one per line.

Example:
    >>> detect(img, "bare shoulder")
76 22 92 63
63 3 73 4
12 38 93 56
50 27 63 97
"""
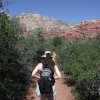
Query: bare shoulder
37 63 43 70
54 65 61 78
54 65 60 72
54 65 58 69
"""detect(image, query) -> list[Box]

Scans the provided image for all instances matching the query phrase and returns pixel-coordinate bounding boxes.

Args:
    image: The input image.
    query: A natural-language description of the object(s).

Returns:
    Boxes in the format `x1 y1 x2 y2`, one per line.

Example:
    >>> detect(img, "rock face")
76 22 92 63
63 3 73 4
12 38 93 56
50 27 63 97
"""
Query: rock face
56 20 100 40
17 13 100 40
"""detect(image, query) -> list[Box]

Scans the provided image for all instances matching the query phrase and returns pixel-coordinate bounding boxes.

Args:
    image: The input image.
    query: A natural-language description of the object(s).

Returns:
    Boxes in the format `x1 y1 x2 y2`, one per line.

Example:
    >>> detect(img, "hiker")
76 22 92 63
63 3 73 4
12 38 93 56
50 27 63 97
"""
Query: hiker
32 51 61 100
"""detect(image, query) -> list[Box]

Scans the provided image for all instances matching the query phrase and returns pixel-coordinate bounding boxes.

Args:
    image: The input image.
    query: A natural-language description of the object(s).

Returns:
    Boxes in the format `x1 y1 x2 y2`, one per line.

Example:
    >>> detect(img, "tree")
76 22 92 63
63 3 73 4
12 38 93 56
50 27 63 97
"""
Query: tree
0 12 30 100
0 0 12 12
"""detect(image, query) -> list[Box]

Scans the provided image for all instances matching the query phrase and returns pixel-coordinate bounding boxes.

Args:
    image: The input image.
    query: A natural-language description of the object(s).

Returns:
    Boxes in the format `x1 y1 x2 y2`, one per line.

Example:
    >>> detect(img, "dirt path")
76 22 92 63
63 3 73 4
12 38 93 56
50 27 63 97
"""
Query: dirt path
55 78 74 100
26 72 74 100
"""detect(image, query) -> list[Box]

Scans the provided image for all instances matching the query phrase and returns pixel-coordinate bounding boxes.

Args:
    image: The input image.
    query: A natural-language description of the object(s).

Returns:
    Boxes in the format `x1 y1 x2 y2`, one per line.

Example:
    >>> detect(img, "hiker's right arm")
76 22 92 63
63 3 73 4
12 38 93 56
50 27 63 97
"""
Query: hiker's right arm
54 65 61 79
32 63 41 79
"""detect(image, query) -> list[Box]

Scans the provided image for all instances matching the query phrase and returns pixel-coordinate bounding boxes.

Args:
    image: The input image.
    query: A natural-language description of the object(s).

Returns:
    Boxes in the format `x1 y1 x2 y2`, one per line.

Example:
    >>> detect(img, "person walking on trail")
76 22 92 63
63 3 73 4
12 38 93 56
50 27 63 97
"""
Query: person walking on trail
32 51 61 100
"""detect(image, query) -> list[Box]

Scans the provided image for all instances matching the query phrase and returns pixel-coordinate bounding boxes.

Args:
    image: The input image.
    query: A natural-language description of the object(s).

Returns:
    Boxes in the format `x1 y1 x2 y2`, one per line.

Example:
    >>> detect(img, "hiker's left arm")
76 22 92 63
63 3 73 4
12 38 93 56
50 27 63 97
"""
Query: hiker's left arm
54 65 61 79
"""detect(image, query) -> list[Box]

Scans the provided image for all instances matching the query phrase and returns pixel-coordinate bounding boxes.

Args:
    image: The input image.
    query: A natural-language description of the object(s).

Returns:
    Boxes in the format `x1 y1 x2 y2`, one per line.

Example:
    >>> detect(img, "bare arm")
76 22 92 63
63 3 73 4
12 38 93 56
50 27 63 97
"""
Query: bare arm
54 65 61 79
32 63 42 79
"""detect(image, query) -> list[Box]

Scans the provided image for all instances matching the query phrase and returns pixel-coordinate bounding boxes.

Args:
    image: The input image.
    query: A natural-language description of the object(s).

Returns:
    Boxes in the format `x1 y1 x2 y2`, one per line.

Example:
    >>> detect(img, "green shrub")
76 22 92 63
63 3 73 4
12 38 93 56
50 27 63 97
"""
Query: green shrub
52 36 62 47
0 12 31 100
56 37 100 100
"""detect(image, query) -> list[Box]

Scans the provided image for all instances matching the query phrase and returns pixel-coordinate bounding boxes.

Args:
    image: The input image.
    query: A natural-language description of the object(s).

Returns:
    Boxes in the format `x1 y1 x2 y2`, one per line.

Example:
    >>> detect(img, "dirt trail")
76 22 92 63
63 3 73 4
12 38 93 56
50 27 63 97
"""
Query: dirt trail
55 78 74 100
26 72 74 100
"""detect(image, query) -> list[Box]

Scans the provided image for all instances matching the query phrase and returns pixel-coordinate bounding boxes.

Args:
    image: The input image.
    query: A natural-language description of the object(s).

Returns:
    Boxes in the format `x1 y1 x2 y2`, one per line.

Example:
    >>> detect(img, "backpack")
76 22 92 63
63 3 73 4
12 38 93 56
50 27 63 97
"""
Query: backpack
38 66 54 94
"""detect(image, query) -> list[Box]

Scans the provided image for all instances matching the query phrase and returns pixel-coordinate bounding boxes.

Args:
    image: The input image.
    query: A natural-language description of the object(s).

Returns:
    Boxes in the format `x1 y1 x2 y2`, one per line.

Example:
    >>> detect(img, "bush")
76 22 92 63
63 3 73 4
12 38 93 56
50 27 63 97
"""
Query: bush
0 12 31 100
56 36 100 100
52 36 62 47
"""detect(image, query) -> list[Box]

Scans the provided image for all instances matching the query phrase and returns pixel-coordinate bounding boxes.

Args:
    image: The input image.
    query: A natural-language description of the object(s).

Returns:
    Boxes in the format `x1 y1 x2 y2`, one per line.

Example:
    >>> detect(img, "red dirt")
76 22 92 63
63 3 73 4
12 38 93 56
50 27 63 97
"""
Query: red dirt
55 78 74 100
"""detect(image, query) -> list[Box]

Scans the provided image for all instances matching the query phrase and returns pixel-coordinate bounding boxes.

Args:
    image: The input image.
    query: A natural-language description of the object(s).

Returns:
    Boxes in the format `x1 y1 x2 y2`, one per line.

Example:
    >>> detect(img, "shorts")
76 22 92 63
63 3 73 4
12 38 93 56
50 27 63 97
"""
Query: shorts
36 84 56 99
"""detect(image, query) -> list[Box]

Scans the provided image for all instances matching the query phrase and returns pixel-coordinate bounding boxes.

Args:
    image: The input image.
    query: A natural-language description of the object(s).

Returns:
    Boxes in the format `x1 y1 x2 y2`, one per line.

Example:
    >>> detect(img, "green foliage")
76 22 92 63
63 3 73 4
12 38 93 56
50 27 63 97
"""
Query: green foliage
32 27 44 38
0 12 31 100
56 36 100 100
18 35 41 67
1 10 99 100
18 34 54 69
52 36 62 47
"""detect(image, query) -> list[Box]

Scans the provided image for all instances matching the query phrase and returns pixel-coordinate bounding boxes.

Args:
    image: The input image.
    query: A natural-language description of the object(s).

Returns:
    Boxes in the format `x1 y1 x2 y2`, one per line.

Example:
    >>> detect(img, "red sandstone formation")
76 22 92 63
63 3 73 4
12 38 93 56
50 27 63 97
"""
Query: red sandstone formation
17 13 100 40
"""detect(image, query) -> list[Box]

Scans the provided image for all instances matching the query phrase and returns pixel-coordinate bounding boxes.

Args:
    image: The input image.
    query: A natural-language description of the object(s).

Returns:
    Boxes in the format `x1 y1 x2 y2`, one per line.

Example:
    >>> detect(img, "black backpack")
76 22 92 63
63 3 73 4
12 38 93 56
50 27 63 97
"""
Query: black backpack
38 66 54 94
